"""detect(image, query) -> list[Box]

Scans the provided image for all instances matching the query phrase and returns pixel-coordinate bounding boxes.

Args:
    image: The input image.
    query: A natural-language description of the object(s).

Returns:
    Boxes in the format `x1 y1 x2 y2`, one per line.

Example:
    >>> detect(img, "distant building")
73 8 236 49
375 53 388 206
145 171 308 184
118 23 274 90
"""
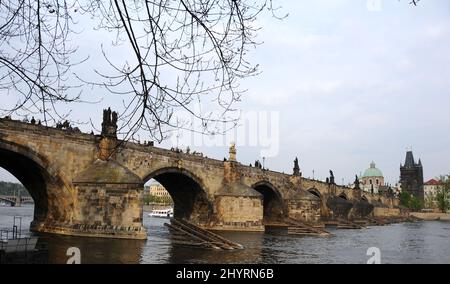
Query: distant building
424 179 441 196
393 183 402 196
424 179 442 208
360 161 384 194
143 183 172 204
148 183 171 198
400 151 424 201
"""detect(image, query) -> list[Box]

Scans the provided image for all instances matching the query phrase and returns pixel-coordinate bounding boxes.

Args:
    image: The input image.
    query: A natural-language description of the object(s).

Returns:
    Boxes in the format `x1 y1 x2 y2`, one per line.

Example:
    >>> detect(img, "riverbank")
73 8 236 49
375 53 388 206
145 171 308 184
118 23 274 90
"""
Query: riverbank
410 212 450 221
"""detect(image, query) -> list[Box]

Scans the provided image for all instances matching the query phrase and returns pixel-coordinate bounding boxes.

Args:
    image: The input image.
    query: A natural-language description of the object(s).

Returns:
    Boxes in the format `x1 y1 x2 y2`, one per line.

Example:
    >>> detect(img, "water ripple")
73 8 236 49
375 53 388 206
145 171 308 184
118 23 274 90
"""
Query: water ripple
2 206 450 264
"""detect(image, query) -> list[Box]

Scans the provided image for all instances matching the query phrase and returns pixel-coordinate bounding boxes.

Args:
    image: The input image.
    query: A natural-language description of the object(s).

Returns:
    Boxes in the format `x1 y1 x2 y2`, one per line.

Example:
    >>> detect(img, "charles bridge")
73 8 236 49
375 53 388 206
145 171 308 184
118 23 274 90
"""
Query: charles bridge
0 109 400 239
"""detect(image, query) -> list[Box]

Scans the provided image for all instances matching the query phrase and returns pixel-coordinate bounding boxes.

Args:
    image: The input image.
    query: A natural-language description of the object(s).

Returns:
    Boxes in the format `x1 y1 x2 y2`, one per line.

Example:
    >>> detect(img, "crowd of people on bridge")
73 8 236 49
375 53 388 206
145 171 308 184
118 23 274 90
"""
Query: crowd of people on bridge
169 146 207 158
3 115 84 133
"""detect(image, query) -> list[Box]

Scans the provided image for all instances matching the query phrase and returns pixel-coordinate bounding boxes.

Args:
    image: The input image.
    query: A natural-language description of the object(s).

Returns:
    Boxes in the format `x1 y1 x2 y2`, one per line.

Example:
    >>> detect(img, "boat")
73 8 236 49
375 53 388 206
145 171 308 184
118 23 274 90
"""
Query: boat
148 208 173 218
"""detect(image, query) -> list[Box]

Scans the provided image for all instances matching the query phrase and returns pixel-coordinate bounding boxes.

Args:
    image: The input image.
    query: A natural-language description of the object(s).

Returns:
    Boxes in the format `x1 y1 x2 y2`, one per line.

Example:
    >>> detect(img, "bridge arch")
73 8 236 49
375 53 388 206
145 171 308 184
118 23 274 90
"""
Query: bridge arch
0 196 16 206
251 181 285 223
0 195 32 206
307 187 328 216
0 139 75 230
144 167 213 223
338 192 348 200
307 188 322 199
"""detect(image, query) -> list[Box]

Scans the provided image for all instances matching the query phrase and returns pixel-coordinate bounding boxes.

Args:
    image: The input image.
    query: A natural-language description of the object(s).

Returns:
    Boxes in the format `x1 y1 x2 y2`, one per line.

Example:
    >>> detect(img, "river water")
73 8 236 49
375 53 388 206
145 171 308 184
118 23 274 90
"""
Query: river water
1 205 450 264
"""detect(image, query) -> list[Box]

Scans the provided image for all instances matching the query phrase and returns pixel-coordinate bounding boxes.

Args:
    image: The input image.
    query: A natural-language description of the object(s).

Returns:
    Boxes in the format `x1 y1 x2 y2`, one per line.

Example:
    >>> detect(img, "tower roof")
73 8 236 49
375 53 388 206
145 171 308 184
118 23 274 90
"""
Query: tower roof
425 179 441 186
402 151 422 168
404 151 415 168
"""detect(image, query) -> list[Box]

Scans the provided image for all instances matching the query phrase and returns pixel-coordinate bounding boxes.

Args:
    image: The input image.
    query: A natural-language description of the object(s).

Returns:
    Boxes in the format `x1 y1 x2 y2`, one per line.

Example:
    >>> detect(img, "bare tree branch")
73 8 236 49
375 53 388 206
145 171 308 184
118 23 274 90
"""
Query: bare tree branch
0 0 419 143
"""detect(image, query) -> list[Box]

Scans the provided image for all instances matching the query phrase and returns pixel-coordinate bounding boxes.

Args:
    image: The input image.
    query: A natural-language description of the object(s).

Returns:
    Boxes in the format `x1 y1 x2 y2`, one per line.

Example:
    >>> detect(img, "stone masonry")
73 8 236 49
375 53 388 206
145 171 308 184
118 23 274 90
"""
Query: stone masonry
0 113 399 239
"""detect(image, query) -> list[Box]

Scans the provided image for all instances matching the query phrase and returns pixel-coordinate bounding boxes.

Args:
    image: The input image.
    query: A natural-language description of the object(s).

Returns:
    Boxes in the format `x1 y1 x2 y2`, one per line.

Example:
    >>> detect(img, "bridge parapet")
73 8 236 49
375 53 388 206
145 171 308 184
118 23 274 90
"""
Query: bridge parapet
0 117 96 142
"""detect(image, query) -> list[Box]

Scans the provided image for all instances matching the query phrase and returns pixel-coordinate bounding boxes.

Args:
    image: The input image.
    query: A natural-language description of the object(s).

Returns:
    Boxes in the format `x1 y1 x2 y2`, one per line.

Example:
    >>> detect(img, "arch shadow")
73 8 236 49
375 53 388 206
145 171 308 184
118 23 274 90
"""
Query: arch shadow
307 188 322 199
251 181 285 222
144 167 213 223
0 139 74 229
338 192 348 200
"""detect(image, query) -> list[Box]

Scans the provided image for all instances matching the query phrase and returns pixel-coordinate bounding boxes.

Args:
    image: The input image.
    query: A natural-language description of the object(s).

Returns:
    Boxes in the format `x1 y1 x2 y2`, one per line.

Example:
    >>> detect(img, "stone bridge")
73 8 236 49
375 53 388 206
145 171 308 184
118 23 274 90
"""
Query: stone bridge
0 195 33 206
0 110 399 239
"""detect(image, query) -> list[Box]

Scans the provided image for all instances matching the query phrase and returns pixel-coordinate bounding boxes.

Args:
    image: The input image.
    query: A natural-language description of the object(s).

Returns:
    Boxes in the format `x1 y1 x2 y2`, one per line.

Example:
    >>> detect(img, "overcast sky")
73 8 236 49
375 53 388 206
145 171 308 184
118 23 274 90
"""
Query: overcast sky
2 0 450 185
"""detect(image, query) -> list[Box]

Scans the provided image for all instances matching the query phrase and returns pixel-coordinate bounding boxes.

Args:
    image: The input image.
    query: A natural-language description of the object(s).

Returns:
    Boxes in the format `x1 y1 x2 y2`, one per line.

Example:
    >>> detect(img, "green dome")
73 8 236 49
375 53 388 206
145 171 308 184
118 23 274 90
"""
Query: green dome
362 162 383 178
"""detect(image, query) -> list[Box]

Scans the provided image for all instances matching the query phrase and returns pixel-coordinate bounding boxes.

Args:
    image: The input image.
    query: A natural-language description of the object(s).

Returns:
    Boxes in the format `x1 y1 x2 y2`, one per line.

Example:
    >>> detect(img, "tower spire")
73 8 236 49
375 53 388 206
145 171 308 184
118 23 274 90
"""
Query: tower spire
403 151 415 168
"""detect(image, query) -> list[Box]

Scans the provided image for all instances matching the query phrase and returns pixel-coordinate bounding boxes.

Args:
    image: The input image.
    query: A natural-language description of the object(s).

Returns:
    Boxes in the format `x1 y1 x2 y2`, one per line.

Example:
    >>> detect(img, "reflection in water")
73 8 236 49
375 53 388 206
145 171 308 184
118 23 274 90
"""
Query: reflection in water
166 231 265 264
38 235 146 264
1 205 450 264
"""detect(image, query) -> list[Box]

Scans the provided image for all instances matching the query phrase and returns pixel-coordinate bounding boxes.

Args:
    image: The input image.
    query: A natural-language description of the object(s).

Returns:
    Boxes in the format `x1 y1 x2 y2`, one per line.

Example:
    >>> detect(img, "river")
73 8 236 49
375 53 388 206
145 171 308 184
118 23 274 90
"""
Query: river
1 205 450 264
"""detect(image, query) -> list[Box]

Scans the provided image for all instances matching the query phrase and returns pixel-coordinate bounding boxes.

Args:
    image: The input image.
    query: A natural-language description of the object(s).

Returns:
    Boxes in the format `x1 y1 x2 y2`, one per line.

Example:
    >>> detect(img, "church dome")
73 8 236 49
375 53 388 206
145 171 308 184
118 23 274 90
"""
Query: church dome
362 162 383 178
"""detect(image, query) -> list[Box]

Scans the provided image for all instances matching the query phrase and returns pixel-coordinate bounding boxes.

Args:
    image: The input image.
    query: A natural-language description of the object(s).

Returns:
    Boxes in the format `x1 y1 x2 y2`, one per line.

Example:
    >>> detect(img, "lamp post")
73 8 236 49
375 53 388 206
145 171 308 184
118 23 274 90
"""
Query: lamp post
262 157 266 170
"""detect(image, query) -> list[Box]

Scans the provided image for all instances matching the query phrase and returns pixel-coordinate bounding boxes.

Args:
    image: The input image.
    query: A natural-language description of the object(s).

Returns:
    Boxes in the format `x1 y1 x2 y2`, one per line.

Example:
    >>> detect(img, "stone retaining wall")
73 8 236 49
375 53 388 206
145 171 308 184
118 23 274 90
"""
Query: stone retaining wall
410 212 450 221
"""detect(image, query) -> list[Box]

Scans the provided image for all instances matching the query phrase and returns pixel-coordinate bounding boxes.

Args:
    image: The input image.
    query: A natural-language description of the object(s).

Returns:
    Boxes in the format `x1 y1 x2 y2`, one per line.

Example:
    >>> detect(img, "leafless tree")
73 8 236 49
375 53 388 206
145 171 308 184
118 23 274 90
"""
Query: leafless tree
0 1 81 124
0 0 419 143
1 0 287 142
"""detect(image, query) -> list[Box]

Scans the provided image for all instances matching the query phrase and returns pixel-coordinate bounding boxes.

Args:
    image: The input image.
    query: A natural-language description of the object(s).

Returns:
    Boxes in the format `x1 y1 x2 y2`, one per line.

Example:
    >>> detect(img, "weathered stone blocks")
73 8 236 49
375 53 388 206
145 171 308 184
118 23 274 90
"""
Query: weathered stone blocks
72 159 147 239
0 118 403 240
212 183 264 232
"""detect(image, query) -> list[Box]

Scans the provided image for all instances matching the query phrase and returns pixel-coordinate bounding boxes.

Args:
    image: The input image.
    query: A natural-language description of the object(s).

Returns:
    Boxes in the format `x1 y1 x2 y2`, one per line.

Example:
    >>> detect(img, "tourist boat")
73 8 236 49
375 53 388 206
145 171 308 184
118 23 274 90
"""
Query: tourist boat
148 208 173 218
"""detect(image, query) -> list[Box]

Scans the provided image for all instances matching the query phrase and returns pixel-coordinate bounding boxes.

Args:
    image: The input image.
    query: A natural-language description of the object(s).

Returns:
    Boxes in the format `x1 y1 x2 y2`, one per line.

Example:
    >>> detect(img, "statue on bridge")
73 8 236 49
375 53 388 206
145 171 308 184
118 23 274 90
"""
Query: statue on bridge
98 108 119 160
101 107 118 138
354 175 360 190
293 157 301 176
388 186 394 197
229 142 236 162
112 110 118 126
329 170 335 185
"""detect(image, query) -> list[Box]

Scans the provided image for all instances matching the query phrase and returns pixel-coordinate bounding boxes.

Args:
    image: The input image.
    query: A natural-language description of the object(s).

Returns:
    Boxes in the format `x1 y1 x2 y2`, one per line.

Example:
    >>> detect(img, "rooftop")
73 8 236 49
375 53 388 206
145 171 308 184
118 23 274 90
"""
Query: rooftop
362 161 383 178
425 179 441 186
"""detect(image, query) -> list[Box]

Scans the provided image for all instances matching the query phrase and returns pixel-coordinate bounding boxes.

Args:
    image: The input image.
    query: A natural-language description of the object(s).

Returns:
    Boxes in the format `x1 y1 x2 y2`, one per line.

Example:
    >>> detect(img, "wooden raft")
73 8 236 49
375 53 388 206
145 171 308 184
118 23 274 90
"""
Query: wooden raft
286 218 332 237
323 218 364 229
365 217 389 226
164 218 243 250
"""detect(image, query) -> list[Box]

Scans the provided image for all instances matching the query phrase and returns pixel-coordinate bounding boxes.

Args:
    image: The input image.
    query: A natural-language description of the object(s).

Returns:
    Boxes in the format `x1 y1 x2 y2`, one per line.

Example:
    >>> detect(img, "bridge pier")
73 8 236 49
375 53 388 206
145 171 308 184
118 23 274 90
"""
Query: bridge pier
212 182 265 232
24 159 147 240
50 108 147 239
286 190 322 224
14 196 21 207
70 159 147 240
